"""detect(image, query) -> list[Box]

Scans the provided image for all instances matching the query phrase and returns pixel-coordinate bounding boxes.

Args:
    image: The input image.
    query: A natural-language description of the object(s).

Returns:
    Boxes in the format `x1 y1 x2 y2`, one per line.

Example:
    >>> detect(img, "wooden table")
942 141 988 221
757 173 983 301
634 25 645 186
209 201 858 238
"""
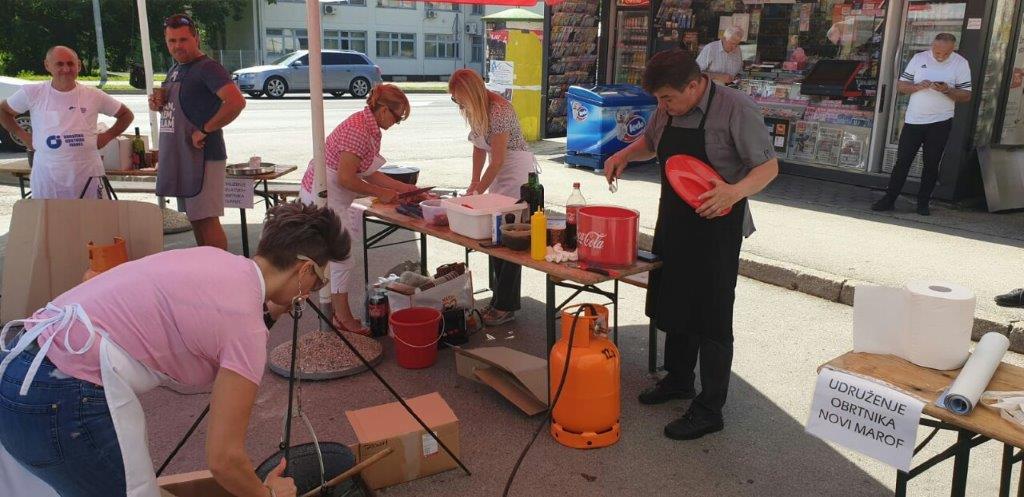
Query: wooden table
362 201 660 353
0 161 298 257
822 352 1024 497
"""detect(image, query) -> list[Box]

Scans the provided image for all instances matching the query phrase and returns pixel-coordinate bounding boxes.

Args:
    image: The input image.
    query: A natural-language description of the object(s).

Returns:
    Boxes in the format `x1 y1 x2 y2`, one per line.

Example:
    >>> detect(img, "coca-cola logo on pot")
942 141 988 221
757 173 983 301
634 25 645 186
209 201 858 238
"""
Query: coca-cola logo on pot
577 231 607 250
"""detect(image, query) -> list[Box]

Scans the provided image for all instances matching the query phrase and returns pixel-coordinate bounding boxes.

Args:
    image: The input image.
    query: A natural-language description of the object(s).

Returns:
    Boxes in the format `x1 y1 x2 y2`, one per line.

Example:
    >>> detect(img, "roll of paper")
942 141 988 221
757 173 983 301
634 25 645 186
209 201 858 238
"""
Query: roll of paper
901 281 976 370
853 281 975 370
944 332 1010 414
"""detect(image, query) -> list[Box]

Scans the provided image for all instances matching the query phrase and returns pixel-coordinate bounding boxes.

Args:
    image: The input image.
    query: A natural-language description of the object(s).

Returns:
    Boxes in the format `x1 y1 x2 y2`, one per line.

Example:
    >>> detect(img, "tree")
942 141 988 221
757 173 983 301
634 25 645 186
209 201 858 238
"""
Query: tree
0 0 246 75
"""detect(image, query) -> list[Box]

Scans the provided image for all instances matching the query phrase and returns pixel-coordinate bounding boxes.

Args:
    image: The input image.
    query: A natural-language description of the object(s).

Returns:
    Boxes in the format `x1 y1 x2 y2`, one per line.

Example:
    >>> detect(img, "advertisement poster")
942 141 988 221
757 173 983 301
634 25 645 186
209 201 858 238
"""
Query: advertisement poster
838 131 867 170
764 117 791 153
1000 24 1024 145
799 3 812 32
815 127 843 166
792 121 819 161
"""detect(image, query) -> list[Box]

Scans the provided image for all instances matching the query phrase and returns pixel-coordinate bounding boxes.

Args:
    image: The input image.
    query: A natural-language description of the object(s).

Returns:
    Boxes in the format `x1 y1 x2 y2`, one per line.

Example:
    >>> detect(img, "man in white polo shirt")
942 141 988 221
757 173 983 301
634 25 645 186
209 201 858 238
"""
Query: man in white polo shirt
872 33 971 216
696 26 745 85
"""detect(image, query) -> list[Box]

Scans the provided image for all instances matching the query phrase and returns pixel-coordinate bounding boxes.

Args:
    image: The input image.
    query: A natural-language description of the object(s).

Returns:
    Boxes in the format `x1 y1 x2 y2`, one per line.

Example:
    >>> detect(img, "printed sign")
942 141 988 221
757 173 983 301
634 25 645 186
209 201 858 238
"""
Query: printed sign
806 369 924 471
224 177 255 209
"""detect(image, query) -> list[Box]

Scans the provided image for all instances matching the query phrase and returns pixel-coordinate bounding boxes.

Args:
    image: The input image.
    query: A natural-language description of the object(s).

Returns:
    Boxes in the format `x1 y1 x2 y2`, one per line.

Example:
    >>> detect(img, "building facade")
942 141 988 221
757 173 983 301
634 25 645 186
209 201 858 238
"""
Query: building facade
219 1 539 79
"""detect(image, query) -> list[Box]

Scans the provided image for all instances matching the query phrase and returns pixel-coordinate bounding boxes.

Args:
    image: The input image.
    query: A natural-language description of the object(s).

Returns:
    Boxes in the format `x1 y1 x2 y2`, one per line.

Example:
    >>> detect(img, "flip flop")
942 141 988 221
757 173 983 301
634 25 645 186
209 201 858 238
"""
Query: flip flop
333 315 371 336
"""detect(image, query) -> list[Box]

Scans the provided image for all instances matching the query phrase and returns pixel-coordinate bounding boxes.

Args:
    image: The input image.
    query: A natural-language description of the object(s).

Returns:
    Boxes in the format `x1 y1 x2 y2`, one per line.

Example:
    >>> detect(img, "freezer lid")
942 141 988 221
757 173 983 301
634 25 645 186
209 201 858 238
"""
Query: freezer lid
567 84 657 106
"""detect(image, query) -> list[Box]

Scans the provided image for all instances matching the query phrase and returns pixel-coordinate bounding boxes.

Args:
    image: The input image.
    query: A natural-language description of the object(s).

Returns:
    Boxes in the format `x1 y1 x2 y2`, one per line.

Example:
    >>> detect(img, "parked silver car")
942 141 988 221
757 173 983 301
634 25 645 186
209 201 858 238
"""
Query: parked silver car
232 50 383 99
0 76 32 152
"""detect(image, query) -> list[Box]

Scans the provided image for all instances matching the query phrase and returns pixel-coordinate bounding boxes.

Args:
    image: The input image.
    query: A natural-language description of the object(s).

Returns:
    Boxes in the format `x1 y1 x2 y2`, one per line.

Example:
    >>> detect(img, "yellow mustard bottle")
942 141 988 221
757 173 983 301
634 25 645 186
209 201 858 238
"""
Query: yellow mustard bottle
531 208 547 261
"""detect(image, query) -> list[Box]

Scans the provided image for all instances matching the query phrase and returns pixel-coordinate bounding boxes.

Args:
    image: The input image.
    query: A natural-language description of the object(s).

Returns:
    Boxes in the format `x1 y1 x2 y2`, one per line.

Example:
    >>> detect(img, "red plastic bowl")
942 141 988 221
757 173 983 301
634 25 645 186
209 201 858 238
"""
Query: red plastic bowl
665 154 731 215
576 205 639 268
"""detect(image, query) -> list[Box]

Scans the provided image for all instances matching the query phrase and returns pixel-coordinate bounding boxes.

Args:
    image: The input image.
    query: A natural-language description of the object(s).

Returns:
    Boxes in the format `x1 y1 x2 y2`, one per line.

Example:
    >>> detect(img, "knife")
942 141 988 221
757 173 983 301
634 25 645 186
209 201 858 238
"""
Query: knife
397 186 435 200
568 261 621 278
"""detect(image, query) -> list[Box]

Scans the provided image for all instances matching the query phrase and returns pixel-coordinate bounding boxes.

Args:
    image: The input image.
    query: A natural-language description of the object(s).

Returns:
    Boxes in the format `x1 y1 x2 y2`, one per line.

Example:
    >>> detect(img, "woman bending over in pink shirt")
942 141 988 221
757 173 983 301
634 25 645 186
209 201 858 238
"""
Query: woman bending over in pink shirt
0 202 349 497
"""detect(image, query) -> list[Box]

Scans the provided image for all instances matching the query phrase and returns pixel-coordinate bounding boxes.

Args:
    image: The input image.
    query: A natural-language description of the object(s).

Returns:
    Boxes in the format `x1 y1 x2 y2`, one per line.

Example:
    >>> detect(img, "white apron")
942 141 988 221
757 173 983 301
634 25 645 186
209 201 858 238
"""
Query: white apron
300 155 387 294
0 304 168 497
470 134 538 198
29 85 107 199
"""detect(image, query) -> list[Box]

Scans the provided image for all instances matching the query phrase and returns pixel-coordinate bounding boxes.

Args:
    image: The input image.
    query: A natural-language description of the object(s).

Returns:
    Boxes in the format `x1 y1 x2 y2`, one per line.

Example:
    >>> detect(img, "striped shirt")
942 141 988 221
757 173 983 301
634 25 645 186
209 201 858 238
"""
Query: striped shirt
899 50 972 125
696 40 744 78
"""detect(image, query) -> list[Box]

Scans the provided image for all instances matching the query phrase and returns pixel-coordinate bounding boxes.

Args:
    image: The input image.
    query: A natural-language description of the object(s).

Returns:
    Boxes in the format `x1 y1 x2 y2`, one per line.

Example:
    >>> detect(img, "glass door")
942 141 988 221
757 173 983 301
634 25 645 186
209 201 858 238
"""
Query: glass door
614 9 650 85
882 1 966 175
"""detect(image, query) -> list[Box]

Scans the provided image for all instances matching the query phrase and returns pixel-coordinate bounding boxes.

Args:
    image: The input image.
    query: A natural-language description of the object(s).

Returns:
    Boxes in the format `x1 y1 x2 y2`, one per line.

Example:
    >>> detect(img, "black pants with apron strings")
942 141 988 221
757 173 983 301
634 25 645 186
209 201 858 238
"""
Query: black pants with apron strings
647 83 746 416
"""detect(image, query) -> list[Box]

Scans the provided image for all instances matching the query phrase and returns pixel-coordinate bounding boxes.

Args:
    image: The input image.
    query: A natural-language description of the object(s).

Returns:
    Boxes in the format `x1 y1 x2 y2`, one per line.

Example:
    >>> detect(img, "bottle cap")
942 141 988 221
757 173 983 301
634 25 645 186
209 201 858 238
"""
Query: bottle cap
573 182 580 188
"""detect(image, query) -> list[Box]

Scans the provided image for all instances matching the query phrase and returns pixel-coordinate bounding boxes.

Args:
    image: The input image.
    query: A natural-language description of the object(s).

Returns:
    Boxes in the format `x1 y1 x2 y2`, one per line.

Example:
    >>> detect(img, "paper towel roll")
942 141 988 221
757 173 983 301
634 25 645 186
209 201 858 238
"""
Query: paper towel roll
944 332 1010 414
852 281 975 370
901 281 975 370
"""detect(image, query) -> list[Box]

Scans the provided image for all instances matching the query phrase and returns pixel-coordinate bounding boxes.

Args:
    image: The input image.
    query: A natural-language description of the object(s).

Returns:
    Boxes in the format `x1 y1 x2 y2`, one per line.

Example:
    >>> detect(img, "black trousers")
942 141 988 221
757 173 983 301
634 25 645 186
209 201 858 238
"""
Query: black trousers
885 119 953 203
489 256 521 312
663 318 735 416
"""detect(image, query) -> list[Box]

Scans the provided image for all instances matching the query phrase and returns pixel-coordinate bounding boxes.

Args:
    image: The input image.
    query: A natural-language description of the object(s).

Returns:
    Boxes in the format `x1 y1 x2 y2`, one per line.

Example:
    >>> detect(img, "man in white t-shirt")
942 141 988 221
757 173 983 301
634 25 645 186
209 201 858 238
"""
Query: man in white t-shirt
0 46 133 199
696 26 745 85
872 33 971 216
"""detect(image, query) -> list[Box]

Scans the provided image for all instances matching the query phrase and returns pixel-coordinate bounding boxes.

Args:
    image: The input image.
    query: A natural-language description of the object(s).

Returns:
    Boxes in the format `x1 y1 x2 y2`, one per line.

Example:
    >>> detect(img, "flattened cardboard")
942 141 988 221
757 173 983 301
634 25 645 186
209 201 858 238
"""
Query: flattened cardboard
454 346 548 415
1 199 163 323
345 392 459 490
157 471 233 497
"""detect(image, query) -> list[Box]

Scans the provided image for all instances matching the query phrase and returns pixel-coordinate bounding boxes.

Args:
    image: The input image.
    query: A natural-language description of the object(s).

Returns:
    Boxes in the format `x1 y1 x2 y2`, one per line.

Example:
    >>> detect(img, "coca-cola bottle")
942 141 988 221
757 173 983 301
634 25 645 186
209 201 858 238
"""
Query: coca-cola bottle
366 286 390 337
564 182 586 251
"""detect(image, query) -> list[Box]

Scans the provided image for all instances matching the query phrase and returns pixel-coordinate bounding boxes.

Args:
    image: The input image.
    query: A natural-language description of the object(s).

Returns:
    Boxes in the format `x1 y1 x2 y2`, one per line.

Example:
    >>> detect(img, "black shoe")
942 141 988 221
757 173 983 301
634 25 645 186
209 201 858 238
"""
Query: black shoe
996 288 1024 308
916 203 931 216
638 376 696 405
871 196 896 211
664 408 724 440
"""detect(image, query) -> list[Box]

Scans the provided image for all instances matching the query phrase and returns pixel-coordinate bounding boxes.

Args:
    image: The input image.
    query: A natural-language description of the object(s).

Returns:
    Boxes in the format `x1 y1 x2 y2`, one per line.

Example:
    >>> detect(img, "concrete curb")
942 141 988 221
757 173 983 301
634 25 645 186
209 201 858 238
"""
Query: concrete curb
737 252 1023 353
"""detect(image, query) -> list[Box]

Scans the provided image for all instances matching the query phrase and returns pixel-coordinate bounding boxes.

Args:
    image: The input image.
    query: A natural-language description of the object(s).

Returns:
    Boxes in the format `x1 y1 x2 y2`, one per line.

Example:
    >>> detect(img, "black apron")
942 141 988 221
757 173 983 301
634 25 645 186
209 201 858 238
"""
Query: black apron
646 83 747 337
156 59 212 198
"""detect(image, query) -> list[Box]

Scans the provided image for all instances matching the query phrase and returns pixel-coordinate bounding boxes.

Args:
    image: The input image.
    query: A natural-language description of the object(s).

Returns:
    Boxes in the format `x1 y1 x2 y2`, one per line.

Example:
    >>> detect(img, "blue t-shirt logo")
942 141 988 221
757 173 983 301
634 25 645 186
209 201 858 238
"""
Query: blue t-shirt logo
46 135 62 149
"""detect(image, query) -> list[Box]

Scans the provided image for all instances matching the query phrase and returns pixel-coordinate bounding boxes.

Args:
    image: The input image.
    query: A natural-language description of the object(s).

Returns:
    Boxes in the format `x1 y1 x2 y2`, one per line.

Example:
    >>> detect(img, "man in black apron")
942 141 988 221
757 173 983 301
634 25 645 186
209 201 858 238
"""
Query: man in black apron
149 14 246 250
605 49 779 441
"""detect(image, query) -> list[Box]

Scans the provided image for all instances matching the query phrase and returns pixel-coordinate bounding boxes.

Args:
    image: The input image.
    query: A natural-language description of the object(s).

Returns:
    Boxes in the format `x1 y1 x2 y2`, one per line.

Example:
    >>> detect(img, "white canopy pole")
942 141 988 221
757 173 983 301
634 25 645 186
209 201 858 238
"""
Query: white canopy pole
307 1 332 311
307 1 326 207
136 0 158 150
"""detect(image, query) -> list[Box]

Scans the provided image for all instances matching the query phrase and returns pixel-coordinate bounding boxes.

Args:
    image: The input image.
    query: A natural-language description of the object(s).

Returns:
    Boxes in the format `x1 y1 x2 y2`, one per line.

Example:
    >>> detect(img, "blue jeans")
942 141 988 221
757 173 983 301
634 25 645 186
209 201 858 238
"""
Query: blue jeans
0 349 126 497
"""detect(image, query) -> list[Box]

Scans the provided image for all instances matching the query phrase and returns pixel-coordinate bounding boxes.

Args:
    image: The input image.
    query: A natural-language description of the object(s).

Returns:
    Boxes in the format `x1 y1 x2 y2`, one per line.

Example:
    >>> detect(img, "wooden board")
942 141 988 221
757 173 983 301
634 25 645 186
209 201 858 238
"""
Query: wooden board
0 162 296 181
823 352 1024 449
364 202 660 286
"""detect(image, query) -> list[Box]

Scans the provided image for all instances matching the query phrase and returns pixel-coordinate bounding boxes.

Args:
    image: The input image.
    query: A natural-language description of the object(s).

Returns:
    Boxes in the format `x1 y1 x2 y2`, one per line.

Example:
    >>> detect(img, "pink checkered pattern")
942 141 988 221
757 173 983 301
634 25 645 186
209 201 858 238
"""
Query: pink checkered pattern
301 107 382 193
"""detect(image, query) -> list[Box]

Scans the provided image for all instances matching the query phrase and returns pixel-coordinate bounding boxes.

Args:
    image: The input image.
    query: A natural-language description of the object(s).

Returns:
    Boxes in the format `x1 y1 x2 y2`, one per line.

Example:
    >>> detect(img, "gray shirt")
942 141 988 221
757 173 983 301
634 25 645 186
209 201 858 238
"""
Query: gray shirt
643 78 776 236
696 40 745 78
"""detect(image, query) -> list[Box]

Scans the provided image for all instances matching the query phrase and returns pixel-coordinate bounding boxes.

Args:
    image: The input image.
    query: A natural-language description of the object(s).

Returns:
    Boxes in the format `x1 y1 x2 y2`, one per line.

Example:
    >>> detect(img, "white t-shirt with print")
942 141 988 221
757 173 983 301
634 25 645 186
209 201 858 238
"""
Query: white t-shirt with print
5 82 122 152
899 50 972 125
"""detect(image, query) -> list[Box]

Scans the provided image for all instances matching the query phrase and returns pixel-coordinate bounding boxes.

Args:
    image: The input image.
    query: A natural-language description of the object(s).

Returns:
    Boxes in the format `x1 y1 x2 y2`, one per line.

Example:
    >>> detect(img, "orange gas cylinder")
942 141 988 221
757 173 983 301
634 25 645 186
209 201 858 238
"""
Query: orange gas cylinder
549 303 621 449
83 237 128 282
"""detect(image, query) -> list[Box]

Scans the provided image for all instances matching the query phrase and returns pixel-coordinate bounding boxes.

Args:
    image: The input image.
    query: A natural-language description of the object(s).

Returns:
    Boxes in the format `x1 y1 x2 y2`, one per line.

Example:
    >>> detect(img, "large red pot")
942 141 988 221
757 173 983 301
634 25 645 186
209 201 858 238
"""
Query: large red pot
576 205 639 268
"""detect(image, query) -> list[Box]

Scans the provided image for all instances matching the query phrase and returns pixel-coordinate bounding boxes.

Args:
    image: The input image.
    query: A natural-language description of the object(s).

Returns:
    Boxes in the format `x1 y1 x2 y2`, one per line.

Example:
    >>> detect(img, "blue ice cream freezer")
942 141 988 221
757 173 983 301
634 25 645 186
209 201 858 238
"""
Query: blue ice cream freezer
565 85 657 170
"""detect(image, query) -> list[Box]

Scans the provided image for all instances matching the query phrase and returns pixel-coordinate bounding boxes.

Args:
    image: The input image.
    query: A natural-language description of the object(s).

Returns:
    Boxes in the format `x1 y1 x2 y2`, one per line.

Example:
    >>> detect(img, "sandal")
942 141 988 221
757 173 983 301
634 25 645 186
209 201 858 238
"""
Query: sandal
332 315 371 336
483 308 515 327
995 288 1024 308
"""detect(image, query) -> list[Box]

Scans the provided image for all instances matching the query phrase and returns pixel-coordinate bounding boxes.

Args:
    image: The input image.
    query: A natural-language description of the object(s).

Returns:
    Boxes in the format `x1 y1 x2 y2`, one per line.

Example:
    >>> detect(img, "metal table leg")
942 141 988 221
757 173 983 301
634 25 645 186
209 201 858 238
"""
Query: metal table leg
1000 444 1014 497
363 212 370 286
612 279 619 345
895 471 909 497
420 233 428 275
18 176 28 198
546 277 556 351
239 208 249 257
951 429 971 497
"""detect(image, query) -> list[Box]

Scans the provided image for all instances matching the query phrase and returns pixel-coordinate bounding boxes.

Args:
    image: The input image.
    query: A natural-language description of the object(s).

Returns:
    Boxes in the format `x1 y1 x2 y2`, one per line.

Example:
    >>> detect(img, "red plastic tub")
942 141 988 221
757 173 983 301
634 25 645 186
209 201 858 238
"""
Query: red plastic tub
390 307 442 369
576 205 639 268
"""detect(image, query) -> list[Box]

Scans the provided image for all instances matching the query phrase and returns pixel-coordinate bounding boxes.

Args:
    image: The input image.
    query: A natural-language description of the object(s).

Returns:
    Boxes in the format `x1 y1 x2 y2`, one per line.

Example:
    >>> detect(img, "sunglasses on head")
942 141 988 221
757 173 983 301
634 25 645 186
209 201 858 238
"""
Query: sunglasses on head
164 15 194 29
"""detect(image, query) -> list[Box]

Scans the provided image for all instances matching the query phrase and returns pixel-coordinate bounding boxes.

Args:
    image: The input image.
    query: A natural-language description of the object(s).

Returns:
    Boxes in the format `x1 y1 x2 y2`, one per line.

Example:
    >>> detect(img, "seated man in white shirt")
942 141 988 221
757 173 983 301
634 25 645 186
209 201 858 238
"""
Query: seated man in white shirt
872 33 971 216
696 26 745 85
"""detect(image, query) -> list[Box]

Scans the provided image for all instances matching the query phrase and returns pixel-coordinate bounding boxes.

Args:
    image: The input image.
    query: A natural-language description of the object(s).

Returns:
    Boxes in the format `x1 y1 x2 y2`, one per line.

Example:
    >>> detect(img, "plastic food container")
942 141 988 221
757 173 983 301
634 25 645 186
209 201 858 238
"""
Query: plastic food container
442 194 528 240
577 205 639 267
420 199 448 226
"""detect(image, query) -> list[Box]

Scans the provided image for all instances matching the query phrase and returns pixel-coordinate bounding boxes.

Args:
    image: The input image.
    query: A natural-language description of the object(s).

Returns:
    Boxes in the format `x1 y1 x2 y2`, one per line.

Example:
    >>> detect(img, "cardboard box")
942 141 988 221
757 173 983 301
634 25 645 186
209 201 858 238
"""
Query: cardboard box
0 199 163 323
100 134 149 171
454 347 548 415
158 471 233 497
345 392 459 490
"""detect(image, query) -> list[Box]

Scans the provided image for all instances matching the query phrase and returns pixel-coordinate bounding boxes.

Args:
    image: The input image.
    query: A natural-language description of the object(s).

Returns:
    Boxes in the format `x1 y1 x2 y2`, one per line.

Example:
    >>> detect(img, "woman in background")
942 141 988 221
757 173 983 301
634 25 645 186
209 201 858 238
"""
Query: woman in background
298 84 420 334
448 69 538 326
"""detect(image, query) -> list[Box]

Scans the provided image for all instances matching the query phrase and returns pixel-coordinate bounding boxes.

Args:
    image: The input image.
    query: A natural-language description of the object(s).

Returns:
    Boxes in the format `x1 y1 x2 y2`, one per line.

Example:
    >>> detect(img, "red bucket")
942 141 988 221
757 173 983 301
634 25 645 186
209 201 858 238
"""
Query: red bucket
390 307 442 369
577 206 639 268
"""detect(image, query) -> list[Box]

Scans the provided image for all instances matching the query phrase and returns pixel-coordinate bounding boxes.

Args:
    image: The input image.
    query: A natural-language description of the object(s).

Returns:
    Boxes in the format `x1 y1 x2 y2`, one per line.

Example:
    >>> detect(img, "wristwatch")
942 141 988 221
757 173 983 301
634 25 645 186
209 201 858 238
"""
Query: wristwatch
200 124 210 135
